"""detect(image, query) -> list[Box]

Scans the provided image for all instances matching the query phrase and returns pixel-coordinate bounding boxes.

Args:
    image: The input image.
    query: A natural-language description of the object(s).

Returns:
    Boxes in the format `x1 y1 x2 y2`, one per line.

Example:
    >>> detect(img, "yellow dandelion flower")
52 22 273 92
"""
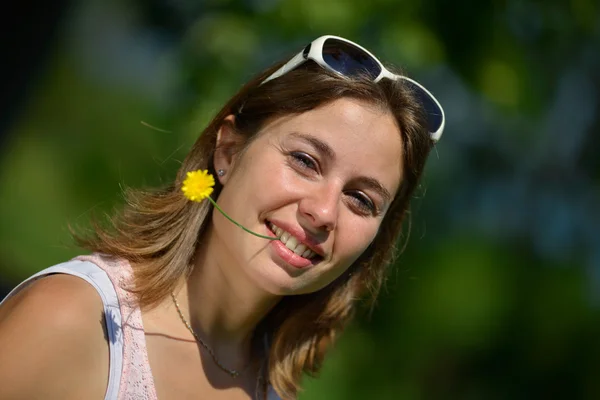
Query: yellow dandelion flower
181 170 215 202
181 169 275 240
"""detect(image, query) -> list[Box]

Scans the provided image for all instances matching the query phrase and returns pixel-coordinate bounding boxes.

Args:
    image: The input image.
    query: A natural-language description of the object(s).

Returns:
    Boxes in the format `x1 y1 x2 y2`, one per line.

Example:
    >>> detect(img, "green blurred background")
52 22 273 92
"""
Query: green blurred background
1 0 599 398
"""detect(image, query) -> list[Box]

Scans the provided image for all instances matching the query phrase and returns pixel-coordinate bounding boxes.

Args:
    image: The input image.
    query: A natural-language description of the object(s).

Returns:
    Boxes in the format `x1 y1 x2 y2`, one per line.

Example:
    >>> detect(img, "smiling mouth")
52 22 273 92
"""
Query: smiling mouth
267 222 322 260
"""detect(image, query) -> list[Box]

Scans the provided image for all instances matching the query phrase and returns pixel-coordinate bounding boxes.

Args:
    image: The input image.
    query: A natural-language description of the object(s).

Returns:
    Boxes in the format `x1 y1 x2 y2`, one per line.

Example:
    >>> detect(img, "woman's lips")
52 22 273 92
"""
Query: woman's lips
266 220 325 257
265 221 323 269
270 239 315 269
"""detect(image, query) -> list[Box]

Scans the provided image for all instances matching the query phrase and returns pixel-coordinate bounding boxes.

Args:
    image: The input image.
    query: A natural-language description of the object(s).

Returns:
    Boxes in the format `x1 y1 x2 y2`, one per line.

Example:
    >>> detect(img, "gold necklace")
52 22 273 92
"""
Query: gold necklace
170 292 250 379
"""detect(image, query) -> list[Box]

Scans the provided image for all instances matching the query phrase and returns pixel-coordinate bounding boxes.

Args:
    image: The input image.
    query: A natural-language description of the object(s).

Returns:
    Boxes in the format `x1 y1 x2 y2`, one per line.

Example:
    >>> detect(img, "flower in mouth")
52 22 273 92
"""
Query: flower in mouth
268 222 319 259
182 170 215 201
182 169 275 241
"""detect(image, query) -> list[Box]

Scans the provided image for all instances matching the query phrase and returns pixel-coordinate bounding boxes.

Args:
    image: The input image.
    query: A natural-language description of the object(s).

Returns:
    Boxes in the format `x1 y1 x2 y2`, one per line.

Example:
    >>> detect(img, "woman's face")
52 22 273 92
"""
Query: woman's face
212 98 403 295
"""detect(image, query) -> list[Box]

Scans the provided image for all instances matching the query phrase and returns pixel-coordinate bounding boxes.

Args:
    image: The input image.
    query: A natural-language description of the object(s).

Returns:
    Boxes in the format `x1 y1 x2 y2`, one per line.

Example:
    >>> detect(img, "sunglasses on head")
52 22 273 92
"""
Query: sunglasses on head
262 35 445 142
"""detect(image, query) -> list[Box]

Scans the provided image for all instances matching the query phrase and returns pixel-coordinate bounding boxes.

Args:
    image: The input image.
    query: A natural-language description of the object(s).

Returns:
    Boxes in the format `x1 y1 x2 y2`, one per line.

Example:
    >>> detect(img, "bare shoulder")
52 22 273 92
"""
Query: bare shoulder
0 274 109 399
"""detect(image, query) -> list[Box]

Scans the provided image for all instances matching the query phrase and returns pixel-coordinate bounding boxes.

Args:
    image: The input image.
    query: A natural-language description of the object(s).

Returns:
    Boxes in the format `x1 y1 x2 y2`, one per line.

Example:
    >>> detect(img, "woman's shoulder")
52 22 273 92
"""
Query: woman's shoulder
0 274 109 399
1 272 107 331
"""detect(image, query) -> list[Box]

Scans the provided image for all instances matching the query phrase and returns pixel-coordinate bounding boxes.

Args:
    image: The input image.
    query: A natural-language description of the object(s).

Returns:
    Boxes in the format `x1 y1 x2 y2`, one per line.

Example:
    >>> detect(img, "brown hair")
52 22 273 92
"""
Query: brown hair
76 59 433 398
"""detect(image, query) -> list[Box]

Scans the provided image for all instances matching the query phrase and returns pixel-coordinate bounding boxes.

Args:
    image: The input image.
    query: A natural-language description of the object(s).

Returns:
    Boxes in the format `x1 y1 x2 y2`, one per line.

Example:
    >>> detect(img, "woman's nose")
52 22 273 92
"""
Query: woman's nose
297 183 339 232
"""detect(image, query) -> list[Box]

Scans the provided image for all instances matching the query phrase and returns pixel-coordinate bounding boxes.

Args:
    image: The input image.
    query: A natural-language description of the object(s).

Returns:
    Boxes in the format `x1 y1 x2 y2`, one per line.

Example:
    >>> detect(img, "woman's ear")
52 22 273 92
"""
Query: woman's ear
214 114 244 185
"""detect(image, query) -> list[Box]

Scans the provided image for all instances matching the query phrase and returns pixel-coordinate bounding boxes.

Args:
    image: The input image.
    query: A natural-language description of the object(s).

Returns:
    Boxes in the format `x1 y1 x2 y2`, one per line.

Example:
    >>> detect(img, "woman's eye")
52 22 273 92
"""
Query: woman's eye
347 192 376 215
290 152 318 171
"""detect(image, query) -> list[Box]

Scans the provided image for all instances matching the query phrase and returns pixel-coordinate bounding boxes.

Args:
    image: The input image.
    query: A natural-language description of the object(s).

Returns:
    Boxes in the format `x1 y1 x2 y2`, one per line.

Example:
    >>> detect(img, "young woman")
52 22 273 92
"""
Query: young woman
0 35 445 399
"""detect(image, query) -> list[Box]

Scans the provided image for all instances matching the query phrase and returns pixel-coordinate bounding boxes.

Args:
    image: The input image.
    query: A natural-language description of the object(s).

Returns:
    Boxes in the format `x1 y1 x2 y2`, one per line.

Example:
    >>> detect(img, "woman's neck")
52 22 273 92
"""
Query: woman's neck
177 226 281 367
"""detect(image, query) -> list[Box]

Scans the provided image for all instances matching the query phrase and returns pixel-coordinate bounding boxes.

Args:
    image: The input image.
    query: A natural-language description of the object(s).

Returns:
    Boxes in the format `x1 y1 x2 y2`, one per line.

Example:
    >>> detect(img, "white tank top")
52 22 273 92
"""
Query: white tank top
1 254 282 400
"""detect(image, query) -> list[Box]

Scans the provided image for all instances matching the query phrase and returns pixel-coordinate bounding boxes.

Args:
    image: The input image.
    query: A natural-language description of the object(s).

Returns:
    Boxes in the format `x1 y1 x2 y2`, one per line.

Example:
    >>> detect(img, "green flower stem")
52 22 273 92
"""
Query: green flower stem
206 197 276 240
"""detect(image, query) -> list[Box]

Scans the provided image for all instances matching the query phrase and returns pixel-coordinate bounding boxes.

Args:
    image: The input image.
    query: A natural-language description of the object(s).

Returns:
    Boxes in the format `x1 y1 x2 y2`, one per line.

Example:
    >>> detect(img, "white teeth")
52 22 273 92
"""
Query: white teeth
294 244 307 255
268 222 318 259
285 237 298 251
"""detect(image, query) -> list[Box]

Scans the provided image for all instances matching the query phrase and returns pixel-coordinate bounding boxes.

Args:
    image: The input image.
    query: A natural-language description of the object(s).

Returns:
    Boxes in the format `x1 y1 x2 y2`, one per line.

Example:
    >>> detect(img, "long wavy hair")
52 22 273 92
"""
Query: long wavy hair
76 57 434 398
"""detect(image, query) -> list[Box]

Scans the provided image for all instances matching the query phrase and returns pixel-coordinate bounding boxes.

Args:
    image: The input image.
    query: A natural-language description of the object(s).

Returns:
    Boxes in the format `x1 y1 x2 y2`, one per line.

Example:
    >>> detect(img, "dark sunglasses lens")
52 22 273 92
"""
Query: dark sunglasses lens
322 39 381 79
402 79 443 134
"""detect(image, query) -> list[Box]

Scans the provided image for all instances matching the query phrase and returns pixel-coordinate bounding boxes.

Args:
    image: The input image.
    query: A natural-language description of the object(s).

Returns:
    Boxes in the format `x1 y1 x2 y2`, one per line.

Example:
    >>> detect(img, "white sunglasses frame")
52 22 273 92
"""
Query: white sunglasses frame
262 35 445 142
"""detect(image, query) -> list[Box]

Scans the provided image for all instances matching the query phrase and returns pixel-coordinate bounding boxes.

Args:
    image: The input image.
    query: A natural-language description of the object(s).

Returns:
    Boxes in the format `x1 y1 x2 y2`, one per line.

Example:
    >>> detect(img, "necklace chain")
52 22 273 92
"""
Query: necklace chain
170 292 248 379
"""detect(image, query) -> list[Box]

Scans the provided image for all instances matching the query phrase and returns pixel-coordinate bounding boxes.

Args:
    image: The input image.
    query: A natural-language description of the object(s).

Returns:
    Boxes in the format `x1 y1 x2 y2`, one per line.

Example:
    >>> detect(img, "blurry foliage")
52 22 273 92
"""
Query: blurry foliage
1 0 599 398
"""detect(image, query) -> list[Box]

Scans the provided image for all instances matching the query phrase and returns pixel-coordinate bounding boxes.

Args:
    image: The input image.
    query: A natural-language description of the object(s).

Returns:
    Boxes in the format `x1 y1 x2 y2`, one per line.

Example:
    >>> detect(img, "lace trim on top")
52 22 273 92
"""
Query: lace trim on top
76 254 158 400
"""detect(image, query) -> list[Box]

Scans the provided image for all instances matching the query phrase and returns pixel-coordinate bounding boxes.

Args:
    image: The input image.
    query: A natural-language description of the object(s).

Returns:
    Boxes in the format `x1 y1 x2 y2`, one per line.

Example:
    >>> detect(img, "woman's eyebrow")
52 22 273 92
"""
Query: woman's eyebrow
354 176 392 204
289 132 336 161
